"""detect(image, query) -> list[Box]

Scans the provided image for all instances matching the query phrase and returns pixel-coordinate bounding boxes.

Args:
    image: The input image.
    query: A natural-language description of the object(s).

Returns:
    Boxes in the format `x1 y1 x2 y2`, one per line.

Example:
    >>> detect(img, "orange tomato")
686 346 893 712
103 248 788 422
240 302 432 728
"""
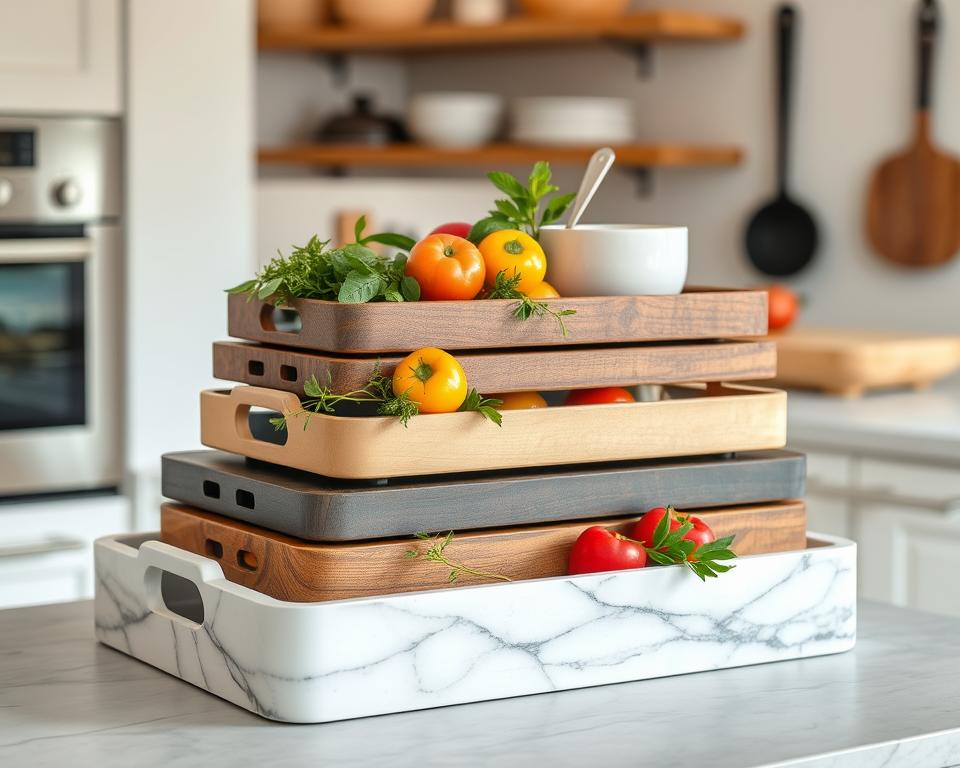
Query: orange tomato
405 234 485 301
491 391 548 410
392 347 467 413
524 281 560 299
478 229 546 293
767 284 799 331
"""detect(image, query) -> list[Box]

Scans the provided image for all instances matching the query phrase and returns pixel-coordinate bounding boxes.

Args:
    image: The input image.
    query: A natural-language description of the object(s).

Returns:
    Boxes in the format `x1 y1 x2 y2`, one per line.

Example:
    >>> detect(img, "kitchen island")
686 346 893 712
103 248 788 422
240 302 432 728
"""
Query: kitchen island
2 599 960 767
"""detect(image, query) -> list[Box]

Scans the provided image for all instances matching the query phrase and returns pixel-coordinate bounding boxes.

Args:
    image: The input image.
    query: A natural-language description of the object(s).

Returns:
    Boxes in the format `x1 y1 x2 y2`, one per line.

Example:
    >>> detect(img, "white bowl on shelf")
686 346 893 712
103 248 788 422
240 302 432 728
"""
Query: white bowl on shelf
408 92 504 148
511 97 634 145
540 224 688 296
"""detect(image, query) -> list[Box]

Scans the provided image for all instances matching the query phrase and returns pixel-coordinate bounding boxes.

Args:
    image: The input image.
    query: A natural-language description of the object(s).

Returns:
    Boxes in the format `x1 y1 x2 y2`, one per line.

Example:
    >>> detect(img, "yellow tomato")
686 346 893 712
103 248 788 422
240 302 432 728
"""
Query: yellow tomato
524 281 560 299
392 347 467 414
491 391 548 410
479 229 546 293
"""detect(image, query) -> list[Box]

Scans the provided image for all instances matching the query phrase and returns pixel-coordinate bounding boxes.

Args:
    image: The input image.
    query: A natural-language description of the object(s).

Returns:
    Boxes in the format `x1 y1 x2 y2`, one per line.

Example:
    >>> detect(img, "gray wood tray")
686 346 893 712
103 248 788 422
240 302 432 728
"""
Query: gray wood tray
161 449 806 542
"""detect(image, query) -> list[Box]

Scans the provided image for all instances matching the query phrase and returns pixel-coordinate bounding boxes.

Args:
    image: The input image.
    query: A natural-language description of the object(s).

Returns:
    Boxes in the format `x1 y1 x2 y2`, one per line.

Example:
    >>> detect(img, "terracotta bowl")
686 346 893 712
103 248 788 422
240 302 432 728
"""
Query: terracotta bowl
332 0 436 28
519 0 628 20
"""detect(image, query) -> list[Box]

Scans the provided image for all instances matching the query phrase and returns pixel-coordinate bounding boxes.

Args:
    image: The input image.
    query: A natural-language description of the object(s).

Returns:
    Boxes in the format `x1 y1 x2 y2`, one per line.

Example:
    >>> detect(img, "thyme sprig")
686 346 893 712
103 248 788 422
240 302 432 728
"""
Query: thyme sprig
405 531 512 584
486 270 576 337
270 367 503 430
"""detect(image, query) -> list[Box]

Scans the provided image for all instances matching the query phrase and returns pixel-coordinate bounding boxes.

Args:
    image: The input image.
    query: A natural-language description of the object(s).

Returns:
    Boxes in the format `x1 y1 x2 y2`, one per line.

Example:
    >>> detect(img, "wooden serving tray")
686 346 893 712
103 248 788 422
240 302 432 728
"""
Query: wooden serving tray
226 287 768 353
160 501 808 602
772 328 960 397
213 339 778 395
161 449 806 541
200 384 787 479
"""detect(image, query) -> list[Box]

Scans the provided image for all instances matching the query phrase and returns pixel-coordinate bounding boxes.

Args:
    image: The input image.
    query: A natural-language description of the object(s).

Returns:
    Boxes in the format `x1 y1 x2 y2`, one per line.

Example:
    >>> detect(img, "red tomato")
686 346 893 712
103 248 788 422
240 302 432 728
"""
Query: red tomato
405 234 485 301
429 222 473 239
767 284 799 331
568 526 647 575
565 387 636 406
630 507 716 561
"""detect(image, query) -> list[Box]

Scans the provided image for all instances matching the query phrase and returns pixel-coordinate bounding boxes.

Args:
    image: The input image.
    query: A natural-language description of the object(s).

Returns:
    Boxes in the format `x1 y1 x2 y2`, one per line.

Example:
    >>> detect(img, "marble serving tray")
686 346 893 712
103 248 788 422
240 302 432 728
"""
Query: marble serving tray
95 533 856 724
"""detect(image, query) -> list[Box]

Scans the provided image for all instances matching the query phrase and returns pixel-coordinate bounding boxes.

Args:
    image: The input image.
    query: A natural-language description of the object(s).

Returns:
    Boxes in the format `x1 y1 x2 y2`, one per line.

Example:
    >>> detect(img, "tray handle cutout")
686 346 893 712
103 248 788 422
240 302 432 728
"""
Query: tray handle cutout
139 541 224 629
227 386 305 453
260 304 302 335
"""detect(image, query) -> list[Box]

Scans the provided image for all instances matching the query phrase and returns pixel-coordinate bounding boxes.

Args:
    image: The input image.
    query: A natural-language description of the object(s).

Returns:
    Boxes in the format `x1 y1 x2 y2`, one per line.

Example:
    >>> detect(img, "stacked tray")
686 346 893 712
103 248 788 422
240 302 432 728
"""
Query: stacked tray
95 286 857 724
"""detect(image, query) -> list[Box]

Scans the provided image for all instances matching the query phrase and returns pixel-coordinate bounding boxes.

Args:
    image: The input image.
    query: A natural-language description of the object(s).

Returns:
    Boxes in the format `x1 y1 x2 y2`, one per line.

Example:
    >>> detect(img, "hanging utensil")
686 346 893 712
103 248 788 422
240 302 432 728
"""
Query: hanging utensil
745 4 819 277
865 0 960 268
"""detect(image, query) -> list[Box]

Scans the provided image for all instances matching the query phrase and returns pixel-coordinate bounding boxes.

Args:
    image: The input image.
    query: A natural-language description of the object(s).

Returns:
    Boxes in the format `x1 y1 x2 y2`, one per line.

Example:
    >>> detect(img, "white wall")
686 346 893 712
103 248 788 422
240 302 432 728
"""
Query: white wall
257 0 960 332
126 0 254 527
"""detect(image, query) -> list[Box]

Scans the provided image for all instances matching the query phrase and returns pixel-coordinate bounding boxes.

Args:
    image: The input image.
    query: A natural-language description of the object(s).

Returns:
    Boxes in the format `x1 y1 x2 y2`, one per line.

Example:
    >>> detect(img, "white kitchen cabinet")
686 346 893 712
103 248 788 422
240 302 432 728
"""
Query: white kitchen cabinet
0 493 130 608
0 0 121 114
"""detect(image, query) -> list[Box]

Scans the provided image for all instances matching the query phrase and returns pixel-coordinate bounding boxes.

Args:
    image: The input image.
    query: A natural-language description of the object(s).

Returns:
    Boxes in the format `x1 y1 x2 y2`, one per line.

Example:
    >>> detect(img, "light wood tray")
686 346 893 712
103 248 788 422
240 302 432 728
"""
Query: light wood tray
160 500 807 603
772 328 960 397
213 339 778 394
199 384 787 479
226 287 768 353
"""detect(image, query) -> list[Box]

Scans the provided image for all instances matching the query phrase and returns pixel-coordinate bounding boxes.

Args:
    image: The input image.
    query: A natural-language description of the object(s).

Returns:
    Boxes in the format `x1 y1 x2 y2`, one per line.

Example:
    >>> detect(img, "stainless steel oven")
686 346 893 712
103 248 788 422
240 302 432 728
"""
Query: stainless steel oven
0 117 122 496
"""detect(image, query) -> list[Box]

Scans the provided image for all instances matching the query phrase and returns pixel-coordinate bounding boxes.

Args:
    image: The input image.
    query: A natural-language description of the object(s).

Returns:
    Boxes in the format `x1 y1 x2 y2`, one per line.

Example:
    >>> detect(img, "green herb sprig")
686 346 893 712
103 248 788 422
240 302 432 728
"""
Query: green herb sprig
468 161 575 243
486 270 576 337
406 531 512 583
270 368 503 430
226 217 419 305
642 512 738 581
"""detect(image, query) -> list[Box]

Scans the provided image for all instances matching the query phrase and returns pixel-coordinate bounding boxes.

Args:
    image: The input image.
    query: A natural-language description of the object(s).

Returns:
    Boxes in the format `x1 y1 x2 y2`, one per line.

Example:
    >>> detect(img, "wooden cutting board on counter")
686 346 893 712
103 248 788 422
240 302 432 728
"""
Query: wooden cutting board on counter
160 501 808 603
771 327 960 397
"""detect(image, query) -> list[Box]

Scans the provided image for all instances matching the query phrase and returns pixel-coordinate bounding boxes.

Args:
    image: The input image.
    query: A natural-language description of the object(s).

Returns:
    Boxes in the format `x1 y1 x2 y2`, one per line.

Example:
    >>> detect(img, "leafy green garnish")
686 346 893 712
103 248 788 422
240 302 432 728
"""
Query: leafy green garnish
458 389 503 426
467 161 575 243
485 270 576 337
226 218 419 305
406 531 512 583
643 512 738 581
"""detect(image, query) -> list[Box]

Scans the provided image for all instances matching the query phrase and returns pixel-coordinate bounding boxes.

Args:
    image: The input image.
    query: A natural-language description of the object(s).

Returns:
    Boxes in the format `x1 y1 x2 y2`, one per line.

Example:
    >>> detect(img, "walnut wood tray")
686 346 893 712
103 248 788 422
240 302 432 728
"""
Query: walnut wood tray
226 287 768 353
213 339 778 395
161 449 806 541
159 500 807 603
199 384 787 479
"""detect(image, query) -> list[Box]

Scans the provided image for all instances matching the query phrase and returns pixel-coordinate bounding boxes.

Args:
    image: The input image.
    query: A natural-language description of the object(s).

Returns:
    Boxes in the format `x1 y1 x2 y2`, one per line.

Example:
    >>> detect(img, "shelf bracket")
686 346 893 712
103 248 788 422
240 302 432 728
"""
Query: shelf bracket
630 167 653 196
607 40 654 78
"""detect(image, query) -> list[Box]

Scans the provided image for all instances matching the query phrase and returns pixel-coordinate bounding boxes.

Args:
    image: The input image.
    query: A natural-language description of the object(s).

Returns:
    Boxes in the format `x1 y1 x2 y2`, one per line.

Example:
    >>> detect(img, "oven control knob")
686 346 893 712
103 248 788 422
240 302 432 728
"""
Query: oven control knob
0 178 12 208
52 179 82 207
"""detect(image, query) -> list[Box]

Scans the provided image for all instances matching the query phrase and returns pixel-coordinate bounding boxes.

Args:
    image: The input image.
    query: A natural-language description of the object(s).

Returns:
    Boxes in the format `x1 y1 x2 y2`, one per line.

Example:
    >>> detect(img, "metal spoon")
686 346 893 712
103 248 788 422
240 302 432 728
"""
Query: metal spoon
566 147 616 228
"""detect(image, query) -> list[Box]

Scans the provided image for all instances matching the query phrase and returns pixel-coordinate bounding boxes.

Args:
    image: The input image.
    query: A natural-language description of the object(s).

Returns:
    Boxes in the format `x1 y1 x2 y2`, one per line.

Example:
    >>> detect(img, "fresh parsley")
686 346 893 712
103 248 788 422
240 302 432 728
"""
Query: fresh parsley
485 270 576 337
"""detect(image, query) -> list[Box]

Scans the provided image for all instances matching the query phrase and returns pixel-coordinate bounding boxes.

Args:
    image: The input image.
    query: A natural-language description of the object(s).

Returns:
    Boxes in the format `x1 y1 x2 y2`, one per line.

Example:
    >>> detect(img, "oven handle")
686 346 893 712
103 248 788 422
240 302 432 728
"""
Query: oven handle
0 237 91 263
0 537 86 559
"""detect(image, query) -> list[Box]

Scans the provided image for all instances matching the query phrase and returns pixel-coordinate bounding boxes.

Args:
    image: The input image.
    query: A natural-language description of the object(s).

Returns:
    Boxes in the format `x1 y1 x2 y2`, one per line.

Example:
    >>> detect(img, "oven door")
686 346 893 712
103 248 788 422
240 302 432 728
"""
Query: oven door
0 225 122 495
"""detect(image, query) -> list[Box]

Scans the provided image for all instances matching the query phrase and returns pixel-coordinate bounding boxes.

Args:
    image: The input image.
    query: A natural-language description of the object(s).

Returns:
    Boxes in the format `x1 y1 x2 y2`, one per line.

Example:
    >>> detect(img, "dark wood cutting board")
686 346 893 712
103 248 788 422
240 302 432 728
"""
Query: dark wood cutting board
160 500 808 603
161 449 807 542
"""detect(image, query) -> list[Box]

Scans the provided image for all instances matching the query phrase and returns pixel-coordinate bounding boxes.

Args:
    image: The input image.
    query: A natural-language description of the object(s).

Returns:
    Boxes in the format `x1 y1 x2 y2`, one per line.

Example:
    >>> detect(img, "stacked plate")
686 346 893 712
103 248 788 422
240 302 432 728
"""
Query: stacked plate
94 287 857 724
510 97 634 145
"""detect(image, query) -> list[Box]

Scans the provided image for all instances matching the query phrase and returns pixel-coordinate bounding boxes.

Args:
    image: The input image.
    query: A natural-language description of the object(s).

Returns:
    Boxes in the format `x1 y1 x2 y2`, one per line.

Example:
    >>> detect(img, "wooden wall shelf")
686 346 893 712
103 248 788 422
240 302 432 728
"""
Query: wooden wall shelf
257 143 744 170
257 10 745 54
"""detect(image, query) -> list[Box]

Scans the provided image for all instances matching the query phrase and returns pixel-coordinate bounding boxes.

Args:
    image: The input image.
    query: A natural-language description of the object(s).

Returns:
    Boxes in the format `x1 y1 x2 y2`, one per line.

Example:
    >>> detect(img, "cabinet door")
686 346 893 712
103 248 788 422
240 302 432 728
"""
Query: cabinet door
0 0 121 114
856 502 960 617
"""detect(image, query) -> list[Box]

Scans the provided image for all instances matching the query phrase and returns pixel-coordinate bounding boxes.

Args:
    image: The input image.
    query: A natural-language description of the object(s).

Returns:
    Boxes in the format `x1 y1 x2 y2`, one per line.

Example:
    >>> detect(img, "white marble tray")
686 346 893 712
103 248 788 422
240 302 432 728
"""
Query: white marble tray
94 533 857 724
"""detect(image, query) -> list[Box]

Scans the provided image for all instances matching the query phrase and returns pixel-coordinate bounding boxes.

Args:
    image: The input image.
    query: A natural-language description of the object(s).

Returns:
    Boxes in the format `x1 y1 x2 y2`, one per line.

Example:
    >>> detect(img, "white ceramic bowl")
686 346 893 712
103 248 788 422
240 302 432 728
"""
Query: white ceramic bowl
408 92 503 148
511 97 633 145
540 224 688 296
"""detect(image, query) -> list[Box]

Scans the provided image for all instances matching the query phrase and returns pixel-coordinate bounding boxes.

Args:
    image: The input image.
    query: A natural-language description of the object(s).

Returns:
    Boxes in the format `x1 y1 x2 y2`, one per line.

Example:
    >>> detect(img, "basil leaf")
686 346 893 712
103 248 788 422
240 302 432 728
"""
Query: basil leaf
225 279 257 295
468 217 514 245
361 232 417 251
338 272 383 304
400 275 421 302
541 192 576 225
487 171 526 200
353 214 366 243
257 277 284 301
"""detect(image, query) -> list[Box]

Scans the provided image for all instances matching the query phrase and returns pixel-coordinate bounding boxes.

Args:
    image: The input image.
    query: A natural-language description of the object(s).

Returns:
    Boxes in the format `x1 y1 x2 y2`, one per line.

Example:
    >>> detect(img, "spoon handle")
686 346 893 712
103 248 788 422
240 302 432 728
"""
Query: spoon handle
776 4 796 197
566 147 616 228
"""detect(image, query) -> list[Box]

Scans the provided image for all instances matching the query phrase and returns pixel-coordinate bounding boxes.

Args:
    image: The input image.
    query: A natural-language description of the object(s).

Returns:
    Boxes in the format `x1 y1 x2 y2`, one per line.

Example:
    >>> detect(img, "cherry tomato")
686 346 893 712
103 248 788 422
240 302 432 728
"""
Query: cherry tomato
478 229 546 293
524 281 560 299
564 387 636 406
429 222 472 239
630 506 716 561
767 284 799 331
405 234 485 301
568 526 647 575
392 347 467 413
491 391 548 410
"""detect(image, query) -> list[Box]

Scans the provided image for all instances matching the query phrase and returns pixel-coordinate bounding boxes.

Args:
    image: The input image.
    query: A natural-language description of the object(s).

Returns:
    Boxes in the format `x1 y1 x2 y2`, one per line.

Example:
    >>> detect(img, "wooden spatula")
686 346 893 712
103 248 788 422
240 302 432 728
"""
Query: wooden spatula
866 0 960 268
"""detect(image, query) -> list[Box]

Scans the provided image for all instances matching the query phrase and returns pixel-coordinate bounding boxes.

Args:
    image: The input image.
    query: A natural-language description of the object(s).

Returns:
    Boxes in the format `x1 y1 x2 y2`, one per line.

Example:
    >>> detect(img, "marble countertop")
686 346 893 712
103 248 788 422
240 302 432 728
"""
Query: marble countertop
787 375 960 461
3 599 960 768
